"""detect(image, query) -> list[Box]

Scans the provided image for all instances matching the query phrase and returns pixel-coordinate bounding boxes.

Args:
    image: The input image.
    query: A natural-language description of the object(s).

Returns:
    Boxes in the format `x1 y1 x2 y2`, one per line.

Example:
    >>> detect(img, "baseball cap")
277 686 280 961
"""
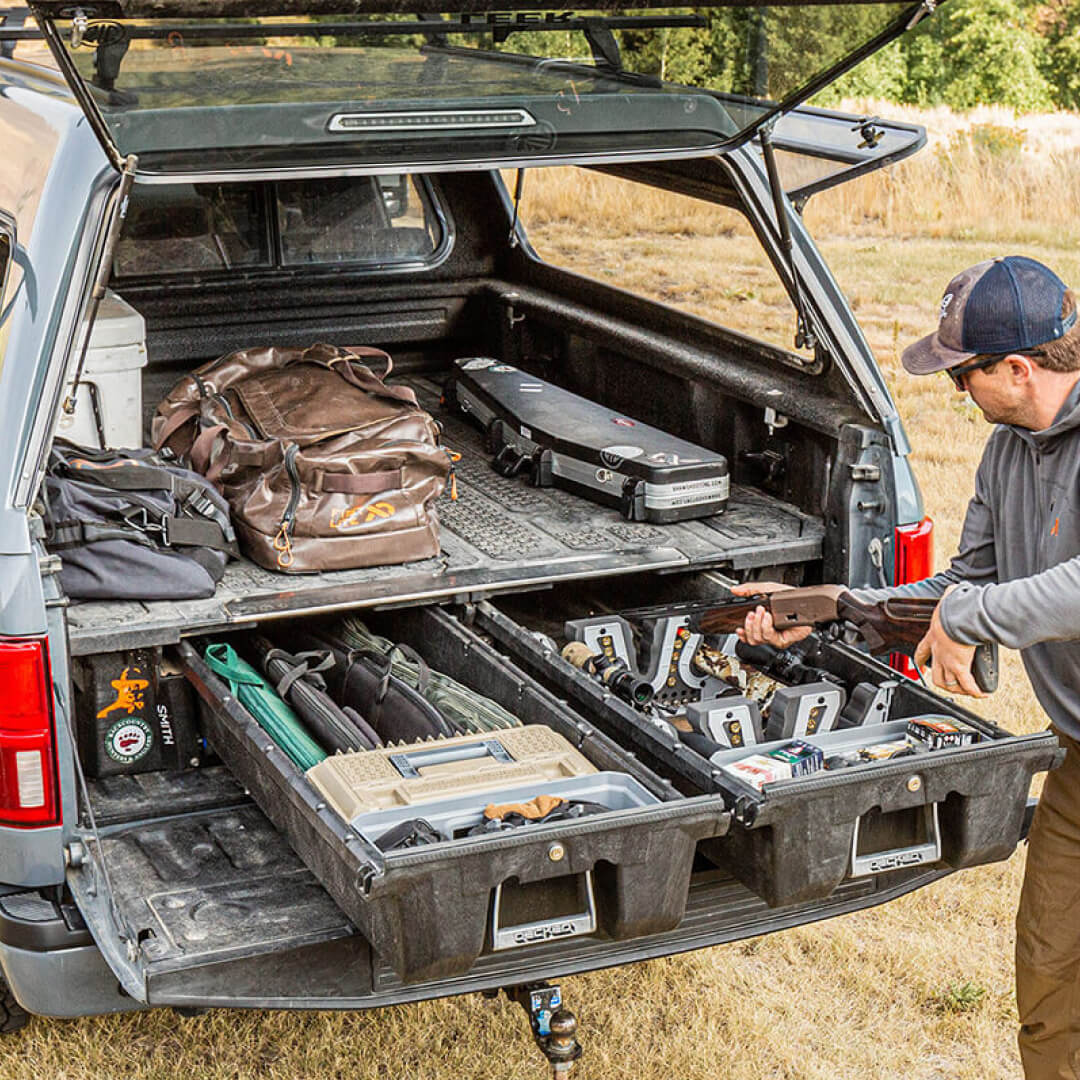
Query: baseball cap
901 256 1077 375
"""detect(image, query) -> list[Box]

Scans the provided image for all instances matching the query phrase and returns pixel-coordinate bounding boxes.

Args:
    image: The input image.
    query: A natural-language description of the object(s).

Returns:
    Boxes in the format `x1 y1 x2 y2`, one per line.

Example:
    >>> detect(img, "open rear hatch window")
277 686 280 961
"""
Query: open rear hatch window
27 0 928 175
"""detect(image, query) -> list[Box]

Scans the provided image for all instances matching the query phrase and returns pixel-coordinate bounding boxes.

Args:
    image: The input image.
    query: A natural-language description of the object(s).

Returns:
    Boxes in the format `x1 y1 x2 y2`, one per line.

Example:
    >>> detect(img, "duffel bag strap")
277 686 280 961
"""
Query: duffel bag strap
47 521 157 550
325 348 420 407
313 469 403 495
50 510 236 556
189 423 231 480
153 403 202 453
159 515 239 555
304 342 393 377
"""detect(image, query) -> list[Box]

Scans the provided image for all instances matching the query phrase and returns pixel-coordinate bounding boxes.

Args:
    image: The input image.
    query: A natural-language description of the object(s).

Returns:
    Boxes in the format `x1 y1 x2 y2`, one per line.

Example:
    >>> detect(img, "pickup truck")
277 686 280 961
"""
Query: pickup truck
0 1 1059 1071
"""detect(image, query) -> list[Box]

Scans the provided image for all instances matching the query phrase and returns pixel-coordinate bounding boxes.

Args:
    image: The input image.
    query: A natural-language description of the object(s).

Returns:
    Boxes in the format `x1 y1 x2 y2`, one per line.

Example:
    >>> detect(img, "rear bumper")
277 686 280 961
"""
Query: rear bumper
0 942 141 1018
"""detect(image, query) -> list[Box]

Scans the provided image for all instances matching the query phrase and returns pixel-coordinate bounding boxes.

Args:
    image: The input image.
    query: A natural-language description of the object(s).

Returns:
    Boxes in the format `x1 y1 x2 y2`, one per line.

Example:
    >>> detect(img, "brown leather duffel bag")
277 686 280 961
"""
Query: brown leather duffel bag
152 343 450 573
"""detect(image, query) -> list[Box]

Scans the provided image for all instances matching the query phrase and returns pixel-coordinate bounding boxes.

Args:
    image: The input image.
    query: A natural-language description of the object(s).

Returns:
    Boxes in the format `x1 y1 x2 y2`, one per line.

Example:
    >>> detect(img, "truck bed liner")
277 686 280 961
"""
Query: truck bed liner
66 376 823 656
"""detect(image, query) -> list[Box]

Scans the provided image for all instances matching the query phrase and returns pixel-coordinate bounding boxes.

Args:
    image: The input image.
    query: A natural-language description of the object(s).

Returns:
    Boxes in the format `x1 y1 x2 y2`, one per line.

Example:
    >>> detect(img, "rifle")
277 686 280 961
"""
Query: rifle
689 585 998 693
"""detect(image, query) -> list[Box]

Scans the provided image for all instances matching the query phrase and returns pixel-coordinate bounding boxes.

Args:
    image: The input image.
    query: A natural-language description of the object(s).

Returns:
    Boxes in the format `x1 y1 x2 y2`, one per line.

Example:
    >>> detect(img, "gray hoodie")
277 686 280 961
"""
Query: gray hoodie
856 378 1080 742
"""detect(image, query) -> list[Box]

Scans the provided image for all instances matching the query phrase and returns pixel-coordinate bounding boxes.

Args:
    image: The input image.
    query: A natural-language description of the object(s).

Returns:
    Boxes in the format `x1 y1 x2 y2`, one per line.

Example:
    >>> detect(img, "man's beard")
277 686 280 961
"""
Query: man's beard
975 396 1034 428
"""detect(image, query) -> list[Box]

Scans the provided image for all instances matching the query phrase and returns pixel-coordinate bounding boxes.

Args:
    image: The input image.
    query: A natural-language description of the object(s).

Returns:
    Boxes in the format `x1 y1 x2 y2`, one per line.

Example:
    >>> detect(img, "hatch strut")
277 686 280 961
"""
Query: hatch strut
759 123 818 353
61 153 138 421
32 6 128 173
508 169 526 250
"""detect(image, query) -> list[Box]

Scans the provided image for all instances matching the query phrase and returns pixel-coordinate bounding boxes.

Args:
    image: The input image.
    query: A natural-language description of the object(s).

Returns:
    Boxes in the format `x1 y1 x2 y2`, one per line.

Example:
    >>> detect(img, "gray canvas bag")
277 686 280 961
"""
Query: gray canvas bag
41 439 238 600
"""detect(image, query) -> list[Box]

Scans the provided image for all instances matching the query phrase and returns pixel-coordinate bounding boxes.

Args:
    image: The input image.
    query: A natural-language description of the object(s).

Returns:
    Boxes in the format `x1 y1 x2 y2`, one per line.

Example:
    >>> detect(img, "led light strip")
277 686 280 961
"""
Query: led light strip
329 108 536 133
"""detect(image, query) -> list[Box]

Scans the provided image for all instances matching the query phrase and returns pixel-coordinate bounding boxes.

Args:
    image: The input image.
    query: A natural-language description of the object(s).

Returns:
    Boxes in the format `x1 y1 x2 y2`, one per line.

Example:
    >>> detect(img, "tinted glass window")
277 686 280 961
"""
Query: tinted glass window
520 168 810 363
115 174 441 277
114 184 269 276
277 176 440 266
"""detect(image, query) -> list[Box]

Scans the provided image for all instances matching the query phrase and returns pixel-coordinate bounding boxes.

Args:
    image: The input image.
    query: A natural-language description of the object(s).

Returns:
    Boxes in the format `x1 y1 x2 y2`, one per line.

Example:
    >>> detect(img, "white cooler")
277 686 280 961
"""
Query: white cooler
57 291 148 449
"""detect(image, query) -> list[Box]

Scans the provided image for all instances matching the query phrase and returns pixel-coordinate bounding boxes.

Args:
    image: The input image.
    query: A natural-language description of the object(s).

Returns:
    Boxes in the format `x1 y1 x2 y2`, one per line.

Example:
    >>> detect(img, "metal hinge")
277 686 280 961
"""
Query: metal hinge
850 463 881 482
38 553 62 577
69 8 88 49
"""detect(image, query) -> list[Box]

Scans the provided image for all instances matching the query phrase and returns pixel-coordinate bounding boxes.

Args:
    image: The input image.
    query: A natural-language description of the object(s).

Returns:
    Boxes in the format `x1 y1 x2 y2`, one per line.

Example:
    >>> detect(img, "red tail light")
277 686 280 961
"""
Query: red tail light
890 517 935 680
0 638 59 827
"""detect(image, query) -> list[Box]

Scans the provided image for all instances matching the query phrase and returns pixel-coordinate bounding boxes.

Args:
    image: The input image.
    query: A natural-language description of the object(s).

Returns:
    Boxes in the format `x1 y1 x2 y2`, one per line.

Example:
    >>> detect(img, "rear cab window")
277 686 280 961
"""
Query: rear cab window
114 174 446 279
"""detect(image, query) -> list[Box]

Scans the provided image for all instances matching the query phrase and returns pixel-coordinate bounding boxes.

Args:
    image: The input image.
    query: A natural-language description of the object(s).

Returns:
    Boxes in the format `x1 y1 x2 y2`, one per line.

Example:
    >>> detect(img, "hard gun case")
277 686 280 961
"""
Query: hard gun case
472 599 1062 908
175 606 727 984
445 358 729 522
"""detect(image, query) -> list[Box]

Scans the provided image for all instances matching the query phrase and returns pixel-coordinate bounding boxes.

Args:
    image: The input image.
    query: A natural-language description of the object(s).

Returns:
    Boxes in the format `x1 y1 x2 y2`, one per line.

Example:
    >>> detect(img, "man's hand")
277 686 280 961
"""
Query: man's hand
914 585 987 698
729 582 814 649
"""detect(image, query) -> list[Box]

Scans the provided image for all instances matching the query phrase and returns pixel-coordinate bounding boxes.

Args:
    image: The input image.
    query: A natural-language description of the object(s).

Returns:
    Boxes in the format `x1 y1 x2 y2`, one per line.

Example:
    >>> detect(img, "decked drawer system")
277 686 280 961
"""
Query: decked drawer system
61 588 1060 1007
472 597 1060 908
174 607 727 985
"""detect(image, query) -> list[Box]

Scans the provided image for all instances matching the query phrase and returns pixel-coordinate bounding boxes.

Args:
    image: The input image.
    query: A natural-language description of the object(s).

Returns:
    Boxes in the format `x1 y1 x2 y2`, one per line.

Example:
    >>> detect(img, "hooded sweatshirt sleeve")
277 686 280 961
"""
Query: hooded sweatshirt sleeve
938 425 1080 647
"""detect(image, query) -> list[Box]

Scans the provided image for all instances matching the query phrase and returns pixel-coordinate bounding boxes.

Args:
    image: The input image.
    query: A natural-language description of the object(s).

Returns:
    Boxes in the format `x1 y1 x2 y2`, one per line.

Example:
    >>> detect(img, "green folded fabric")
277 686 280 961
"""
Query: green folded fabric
204 642 327 771
338 618 521 733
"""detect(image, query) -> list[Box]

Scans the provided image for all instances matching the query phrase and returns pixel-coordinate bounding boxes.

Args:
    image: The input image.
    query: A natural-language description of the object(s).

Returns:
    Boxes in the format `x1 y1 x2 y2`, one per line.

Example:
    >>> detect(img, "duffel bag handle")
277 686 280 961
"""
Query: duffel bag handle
301 343 420 408
153 401 201 455
333 358 418 407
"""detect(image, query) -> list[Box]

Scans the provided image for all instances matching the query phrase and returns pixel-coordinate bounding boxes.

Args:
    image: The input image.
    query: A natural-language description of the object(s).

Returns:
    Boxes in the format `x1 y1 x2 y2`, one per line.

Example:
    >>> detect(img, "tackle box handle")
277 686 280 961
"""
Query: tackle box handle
388 737 515 778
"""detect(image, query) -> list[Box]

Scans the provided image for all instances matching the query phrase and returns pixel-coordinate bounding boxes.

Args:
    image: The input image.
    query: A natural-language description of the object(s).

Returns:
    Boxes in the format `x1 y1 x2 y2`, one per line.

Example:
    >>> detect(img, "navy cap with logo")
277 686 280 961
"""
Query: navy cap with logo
901 256 1077 375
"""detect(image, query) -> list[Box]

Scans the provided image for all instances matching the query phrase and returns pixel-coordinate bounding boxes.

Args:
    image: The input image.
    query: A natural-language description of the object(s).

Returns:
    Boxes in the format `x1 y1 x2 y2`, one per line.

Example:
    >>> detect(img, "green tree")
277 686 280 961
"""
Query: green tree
1035 0 1080 110
898 0 1053 110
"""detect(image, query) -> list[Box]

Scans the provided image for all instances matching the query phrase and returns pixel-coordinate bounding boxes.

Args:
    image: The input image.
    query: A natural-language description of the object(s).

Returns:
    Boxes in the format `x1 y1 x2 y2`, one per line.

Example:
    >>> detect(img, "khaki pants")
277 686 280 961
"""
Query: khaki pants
1017 731 1080 1080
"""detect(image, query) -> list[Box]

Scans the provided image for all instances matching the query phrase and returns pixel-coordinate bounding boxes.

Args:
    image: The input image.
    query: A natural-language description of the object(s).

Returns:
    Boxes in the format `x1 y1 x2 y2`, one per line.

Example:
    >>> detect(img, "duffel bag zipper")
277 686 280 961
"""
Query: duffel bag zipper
273 444 302 569
443 447 461 500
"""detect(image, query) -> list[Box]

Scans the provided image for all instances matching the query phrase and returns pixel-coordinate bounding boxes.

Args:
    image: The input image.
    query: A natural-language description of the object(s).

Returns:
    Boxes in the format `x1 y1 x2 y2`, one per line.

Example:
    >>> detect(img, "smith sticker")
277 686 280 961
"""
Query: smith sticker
104 717 153 764
329 501 396 530
97 667 150 719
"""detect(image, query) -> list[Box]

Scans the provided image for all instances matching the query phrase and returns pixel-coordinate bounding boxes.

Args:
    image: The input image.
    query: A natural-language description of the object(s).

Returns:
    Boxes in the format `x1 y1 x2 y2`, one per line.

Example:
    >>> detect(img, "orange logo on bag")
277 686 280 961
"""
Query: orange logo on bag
1051 517 1060 536
365 502 395 522
329 501 396 531
96 667 150 719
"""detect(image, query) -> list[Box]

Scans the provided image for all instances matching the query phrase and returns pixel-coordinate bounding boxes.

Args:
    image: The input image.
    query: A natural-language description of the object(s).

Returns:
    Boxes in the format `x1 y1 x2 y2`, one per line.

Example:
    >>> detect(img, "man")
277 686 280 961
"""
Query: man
735 256 1080 1080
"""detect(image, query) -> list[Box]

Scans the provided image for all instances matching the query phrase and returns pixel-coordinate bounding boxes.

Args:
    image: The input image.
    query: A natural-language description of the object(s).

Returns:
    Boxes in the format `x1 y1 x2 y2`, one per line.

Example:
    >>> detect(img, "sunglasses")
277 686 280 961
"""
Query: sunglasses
945 348 1046 390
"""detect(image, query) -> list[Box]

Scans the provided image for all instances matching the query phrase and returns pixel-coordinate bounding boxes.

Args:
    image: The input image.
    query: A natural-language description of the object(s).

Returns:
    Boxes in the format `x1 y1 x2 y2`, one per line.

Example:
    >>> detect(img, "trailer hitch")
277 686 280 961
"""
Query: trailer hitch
504 982 582 1077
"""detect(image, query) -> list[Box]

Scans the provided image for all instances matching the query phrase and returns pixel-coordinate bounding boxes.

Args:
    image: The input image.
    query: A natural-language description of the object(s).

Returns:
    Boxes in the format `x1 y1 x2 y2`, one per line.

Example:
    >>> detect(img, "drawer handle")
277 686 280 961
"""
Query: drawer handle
491 871 597 951
849 802 942 877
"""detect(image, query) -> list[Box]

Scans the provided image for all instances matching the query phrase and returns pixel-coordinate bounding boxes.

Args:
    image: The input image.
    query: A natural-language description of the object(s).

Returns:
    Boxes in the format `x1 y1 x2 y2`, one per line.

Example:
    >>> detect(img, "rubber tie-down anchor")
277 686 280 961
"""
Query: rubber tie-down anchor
507 983 583 1078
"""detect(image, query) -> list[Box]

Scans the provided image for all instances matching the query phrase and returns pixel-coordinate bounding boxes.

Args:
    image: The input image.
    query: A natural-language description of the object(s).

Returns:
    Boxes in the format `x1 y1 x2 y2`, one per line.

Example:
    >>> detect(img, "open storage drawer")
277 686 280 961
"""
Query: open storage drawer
472 597 1062 909
174 606 728 985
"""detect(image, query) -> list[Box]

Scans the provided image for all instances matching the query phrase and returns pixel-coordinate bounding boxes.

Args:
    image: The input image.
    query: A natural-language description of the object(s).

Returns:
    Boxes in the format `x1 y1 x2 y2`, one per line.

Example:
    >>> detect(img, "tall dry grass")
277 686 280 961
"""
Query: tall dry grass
521 100 1080 247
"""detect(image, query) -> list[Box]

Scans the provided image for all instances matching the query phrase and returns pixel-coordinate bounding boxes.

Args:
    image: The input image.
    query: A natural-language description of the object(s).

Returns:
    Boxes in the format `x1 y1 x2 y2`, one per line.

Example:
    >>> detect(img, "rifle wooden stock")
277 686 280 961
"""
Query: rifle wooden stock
693 585 847 637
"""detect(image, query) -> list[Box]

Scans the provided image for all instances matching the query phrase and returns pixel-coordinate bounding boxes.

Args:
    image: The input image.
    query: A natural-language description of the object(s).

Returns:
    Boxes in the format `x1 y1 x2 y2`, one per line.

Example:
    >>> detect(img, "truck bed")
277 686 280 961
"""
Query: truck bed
65 375 824 656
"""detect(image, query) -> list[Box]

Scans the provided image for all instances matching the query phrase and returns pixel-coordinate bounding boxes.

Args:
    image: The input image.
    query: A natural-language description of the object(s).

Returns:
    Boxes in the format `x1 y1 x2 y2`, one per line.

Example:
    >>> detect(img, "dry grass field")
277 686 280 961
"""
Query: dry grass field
5 104 1080 1079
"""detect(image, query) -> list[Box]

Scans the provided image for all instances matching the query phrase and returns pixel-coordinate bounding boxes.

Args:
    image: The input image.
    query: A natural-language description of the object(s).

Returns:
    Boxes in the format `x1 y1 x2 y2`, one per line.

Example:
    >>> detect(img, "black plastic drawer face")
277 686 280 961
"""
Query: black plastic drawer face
174 607 728 985
473 598 1061 909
